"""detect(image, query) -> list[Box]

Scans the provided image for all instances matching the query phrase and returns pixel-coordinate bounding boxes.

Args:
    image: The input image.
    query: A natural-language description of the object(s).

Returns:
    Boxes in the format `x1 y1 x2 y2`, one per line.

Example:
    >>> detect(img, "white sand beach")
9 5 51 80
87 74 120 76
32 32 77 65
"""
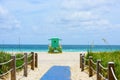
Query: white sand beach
6 52 95 80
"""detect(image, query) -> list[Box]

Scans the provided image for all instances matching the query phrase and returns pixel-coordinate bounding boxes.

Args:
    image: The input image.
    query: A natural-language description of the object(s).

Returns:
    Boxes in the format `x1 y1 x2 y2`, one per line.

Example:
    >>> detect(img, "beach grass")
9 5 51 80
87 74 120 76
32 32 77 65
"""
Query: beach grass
86 51 120 79
0 51 11 75
0 51 24 75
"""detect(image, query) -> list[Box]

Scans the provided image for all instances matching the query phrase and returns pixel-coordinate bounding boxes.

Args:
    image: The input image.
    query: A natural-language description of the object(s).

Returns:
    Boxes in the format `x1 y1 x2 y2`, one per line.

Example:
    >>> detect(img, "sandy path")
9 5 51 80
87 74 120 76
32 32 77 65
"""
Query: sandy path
5 52 95 80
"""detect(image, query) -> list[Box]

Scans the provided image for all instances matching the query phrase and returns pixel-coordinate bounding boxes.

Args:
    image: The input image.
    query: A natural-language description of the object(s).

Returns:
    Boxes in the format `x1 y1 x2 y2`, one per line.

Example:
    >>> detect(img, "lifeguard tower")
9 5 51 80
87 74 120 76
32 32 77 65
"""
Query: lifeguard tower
48 38 62 53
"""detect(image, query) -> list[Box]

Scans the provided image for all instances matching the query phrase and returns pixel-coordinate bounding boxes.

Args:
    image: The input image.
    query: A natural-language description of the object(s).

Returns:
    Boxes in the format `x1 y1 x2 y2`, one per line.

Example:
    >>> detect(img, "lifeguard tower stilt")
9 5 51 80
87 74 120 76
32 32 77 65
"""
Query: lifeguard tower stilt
48 38 62 53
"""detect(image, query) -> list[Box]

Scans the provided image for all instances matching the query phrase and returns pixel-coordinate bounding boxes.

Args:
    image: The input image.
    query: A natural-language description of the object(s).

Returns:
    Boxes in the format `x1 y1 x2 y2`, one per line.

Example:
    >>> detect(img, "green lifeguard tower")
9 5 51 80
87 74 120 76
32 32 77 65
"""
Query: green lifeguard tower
48 38 62 53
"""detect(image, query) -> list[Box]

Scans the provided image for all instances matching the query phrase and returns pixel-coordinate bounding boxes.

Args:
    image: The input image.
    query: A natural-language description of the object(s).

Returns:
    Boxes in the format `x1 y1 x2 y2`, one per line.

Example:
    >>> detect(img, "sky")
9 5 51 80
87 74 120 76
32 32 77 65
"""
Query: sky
0 0 120 45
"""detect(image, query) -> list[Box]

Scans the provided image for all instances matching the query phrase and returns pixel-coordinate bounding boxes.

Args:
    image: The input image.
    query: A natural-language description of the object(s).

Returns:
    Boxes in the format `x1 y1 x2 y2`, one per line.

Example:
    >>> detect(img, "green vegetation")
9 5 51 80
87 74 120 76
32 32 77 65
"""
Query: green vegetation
86 51 120 79
48 45 62 53
0 51 11 75
16 53 24 71
0 51 24 75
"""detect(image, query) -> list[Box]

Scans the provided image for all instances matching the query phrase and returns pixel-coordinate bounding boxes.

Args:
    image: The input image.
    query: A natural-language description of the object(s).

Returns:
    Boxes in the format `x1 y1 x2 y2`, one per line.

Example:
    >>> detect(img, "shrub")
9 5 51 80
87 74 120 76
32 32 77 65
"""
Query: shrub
86 51 120 79
0 52 24 75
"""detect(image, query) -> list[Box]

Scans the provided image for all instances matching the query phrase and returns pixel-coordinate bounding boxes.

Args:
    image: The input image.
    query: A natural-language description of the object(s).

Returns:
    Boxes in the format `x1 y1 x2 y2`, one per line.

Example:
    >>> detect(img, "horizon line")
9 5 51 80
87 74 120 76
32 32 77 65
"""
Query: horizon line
0 44 120 45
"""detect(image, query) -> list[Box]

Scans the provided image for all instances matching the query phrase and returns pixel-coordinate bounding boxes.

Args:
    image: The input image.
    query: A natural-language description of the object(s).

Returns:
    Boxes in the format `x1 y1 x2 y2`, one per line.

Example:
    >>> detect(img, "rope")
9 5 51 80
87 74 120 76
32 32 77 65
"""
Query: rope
16 55 25 61
91 60 97 65
28 54 32 58
110 67 118 80
84 58 89 61
84 66 89 70
16 63 25 70
0 69 13 77
0 59 13 65
91 67 97 73
83 69 89 75
99 73 107 80
99 63 108 70
84 64 89 68
27 60 32 65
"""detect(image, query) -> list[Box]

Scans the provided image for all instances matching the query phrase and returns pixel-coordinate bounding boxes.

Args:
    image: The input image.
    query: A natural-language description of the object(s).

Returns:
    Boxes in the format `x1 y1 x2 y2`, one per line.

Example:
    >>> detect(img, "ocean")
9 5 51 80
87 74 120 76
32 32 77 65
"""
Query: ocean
0 45 120 52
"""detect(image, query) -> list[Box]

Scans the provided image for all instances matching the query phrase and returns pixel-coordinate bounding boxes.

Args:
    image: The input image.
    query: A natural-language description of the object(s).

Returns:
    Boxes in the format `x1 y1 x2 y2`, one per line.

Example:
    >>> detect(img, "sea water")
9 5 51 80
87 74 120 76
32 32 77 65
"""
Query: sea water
0 45 120 52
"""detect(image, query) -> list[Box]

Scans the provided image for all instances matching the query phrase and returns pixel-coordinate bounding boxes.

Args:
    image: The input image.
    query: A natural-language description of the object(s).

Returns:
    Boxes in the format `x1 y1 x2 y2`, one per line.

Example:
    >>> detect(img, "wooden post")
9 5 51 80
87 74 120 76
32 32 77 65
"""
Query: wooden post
108 62 115 80
80 54 82 68
81 55 84 71
11 55 16 80
35 53 38 68
89 56 93 77
24 53 28 77
31 52 35 70
97 59 101 80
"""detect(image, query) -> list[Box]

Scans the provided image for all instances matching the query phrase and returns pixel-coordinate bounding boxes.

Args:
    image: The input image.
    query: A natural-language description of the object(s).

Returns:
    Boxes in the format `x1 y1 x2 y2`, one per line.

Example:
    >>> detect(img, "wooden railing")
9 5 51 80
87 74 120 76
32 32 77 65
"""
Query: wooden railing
0 52 38 80
80 54 118 80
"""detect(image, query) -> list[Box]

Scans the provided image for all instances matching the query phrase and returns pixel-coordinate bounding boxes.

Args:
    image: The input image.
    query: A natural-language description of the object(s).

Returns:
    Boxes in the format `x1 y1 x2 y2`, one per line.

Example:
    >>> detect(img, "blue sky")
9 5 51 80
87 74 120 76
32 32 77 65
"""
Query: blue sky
0 0 120 45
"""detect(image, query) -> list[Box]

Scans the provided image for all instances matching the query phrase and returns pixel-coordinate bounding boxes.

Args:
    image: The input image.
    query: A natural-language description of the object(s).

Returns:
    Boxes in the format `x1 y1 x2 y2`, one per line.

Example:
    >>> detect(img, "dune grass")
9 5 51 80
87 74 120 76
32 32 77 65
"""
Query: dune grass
86 51 120 79
0 51 24 75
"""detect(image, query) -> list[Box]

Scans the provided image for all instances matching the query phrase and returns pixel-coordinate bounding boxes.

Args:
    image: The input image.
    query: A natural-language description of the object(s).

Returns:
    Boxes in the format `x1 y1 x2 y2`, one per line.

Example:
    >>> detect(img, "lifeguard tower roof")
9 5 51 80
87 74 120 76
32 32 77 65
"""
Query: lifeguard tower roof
49 38 62 40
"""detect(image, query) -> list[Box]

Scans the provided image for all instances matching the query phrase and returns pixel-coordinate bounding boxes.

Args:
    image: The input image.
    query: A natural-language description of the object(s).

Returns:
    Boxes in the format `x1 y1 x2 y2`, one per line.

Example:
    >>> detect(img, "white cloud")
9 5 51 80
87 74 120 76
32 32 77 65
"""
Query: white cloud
0 6 8 14
50 0 120 32
66 11 99 21
0 0 119 33
61 0 114 10
0 5 20 30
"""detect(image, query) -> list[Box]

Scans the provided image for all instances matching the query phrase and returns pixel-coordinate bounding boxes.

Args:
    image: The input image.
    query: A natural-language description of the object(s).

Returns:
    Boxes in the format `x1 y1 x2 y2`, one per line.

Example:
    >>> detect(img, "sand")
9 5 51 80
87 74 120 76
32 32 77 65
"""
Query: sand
5 52 95 80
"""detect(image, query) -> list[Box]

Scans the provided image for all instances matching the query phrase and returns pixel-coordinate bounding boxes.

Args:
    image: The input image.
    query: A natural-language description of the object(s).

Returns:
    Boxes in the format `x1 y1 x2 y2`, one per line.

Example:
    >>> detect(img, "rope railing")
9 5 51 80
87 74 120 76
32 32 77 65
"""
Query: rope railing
110 67 117 80
27 53 33 65
91 59 97 65
27 53 32 58
99 63 108 70
84 66 89 70
99 73 106 80
16 55 25 70
80 54 90 71
91 60 96 69
0 68 13 77
98 62 108 79
91 67 97 74
16 63 25 70
0 59 13 78
83 57 89 68
80 53 118 80
84 57 89 61
16 55 25 60
84 63 89 68
90 59 97 75
0 52 38 80
27 60 32 65
0 59 13 65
